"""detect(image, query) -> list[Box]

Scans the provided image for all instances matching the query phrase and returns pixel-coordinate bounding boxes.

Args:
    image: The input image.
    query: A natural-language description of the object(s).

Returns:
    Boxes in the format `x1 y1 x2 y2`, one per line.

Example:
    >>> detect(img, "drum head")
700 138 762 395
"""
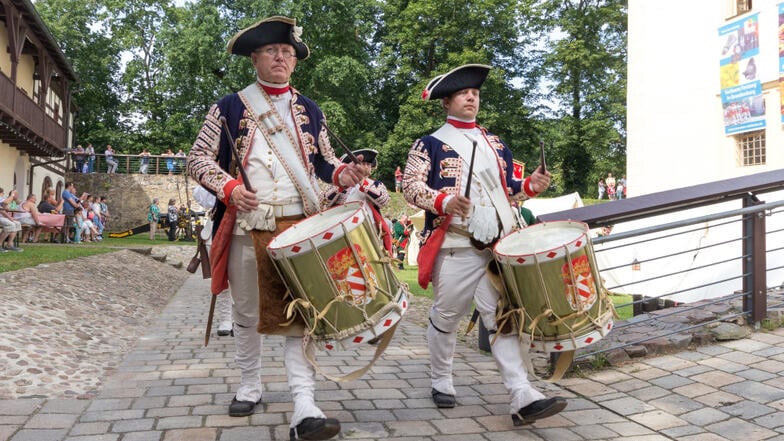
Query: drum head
269 202 366 258
494 220 589 259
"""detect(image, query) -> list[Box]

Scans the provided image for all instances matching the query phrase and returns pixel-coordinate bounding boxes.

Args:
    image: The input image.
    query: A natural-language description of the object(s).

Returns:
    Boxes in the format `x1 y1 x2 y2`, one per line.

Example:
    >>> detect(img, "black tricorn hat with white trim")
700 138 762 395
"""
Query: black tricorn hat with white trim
227 16 310 59
341 148 378 167
421 64 491 100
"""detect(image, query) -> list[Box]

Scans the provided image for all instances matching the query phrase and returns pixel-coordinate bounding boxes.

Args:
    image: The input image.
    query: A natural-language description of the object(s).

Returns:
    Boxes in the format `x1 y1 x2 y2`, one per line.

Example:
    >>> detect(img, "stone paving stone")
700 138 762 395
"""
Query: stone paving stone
0 399 41 415
719 400 776 419
689 370 745 387
39 400 90 414
648 394 705 415
602 421 656 437
79 409 145 423
85 399 133 412
698 357 747 373
644 354 698 371
560 408 627 425
649 374 695 390
431 417 486 434
62 435 119 441
569 423 619 439
693 390 743 407
735 368 777 382
9 428 69 441
24 413 78 429
695 345 733 356
705 417 778 440
672 382 718 398
752 359 784 374
386 420 438 437
0 426 20 441
161 428 217 441
722 380 784 403
719 338 771 353
629 410 688 431
627 385 671 402
68 422 110 436
753 411 784 430
660 424 705 438
628 366 671 381
528 427 584 440
599 396 656 416
679 407 732 426
109 418 154 433
120 431 164 441
153 415 203 430
677 432 732 440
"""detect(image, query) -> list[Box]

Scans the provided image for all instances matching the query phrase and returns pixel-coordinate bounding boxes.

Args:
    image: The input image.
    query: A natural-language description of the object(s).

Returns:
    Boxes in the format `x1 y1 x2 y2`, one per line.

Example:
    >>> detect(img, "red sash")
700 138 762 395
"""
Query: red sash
417 215 451 289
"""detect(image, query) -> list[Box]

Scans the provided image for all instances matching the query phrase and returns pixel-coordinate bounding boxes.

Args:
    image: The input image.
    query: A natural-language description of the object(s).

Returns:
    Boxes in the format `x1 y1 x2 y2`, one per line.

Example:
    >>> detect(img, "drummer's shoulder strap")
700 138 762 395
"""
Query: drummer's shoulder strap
238 84 320 215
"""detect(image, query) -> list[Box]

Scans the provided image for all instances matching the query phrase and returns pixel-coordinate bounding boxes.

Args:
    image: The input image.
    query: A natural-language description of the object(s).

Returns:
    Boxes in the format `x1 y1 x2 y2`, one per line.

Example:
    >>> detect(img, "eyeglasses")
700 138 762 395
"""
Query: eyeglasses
258 47 297 59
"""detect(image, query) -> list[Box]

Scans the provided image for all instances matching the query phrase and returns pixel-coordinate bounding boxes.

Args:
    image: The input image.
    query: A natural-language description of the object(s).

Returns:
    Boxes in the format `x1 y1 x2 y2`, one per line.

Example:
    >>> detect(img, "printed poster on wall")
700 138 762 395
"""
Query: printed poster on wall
719 12 765 135
779 3 784 123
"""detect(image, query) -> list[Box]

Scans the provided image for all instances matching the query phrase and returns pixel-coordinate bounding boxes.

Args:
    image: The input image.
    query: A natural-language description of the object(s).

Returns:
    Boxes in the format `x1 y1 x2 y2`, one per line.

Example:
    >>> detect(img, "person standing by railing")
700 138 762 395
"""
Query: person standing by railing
86 143 96 173
74 145 85 173
139 148 151 174
105 145 119 174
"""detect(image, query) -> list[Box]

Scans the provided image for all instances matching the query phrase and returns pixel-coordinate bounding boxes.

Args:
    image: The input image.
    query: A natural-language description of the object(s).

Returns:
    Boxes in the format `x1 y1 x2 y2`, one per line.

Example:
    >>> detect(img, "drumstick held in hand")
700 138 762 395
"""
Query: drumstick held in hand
539 140 547 174
321 119 360 164
219 116 254 192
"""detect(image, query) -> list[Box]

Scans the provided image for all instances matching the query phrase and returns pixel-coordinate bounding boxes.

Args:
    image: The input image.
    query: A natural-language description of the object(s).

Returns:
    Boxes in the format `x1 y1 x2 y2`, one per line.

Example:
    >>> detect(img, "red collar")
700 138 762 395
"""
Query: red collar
446 119 476 129
261 84 291 95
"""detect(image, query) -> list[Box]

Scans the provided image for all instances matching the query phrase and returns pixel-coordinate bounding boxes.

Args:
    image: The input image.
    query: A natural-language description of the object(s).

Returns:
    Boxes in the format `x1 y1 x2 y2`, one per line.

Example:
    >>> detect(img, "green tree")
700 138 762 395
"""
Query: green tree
375 0 545 186
534 0 627 195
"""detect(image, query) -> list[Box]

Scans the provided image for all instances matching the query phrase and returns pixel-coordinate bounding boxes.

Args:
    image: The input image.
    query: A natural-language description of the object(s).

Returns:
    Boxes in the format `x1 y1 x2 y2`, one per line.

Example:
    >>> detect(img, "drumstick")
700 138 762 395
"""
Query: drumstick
321 119 360 164
464 138 478 197
219 116 254 192
539 140 547 174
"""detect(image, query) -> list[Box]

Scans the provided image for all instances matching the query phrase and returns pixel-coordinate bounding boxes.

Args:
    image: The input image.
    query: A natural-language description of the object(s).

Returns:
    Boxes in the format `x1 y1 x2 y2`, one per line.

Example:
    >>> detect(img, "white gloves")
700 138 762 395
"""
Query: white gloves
361 179 390 208
237 205 276 232
468 204 499 244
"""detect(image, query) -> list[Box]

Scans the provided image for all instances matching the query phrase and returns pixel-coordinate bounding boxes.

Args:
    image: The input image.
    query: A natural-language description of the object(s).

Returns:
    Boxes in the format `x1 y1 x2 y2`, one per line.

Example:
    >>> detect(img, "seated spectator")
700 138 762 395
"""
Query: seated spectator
0 188 23 252
17 194 43 243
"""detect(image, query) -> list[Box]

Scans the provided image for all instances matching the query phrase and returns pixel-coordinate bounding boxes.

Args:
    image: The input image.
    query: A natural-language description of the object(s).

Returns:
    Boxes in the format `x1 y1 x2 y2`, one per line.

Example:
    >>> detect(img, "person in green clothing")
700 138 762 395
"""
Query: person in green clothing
519 205 537 227
392 215 413 269
147 198 161 240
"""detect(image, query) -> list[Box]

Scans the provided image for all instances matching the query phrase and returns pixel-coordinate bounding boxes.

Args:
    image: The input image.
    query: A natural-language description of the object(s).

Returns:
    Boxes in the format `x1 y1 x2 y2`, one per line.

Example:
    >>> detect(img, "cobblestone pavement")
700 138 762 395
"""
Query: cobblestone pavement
1 252 784 440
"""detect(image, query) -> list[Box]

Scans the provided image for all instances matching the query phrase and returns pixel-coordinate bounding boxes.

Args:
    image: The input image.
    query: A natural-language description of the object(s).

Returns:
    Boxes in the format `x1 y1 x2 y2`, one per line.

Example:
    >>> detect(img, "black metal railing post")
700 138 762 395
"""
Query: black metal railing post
742 194 767 324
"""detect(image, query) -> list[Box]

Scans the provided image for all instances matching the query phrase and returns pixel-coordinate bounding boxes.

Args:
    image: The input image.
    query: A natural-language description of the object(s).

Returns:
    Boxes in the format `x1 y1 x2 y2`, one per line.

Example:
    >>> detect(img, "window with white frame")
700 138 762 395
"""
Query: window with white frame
736 130 765 166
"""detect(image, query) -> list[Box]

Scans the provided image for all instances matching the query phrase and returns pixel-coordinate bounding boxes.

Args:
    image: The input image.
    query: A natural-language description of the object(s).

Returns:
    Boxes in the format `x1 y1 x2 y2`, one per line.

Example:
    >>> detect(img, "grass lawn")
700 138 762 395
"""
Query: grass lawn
0 232 195 274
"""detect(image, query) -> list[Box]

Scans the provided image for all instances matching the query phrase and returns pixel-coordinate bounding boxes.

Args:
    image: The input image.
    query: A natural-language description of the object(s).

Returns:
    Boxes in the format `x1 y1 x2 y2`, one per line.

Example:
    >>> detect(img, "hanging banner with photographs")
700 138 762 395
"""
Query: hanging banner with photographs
779 3 784 123
719 13 764 135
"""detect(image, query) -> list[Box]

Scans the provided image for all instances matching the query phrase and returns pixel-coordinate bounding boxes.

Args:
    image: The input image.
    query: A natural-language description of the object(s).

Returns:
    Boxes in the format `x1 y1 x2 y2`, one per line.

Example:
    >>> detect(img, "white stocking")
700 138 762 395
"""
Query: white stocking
427 322 458 396
285 337 325 427
233 323 262 403
491 334 545 412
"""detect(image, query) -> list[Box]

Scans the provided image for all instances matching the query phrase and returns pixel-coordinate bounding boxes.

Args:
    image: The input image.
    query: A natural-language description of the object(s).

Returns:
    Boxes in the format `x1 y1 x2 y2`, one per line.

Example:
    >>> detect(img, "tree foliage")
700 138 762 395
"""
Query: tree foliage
34 0 627 198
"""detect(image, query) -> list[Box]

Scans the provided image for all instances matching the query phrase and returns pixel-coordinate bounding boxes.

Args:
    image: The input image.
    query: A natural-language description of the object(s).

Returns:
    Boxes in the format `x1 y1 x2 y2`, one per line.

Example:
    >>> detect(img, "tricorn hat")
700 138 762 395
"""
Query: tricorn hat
341 148 378 167
421 64 491 100
227 16 310 59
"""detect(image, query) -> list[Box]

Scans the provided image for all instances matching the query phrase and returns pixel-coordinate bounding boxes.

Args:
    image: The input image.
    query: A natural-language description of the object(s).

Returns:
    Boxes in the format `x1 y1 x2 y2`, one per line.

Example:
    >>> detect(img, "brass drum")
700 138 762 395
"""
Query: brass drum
493 220 614 352
267 202 409 350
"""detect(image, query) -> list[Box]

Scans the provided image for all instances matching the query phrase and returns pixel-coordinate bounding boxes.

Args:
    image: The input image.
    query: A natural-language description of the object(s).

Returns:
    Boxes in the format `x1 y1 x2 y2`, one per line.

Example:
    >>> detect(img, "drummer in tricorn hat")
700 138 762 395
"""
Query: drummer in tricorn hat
188 16 369 440
401 64 563 425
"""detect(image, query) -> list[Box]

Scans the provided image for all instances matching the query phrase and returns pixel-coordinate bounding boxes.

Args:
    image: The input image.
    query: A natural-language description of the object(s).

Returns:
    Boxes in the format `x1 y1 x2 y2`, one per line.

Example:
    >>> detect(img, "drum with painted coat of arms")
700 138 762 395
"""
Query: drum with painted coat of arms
267 202 409 350
492 220 614 352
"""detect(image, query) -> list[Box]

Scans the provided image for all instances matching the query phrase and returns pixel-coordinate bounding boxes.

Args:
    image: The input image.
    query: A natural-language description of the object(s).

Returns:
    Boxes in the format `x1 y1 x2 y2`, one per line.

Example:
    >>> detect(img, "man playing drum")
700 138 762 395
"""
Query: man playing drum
188 16 368 441
402 64 566 426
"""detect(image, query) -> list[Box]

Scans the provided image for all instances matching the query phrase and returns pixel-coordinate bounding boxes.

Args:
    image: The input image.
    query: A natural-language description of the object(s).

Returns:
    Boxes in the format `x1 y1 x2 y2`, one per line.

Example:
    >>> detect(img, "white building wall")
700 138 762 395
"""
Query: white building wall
628 0 784 196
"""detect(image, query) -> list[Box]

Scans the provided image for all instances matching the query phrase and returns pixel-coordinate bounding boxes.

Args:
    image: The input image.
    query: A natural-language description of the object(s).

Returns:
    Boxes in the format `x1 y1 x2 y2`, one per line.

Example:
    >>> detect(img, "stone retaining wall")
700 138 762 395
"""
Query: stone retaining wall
66 173 206 231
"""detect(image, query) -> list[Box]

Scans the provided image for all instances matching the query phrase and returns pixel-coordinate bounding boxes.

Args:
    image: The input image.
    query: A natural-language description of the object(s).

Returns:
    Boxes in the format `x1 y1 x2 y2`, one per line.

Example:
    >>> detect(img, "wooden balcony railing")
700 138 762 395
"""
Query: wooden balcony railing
0 72 68 155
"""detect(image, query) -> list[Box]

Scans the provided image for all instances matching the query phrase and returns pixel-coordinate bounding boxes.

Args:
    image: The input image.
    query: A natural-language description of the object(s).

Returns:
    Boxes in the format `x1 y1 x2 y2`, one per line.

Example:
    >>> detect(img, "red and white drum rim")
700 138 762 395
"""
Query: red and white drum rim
268 202 367 260
529 319 614 352
494 220 590 266
322 288 410 351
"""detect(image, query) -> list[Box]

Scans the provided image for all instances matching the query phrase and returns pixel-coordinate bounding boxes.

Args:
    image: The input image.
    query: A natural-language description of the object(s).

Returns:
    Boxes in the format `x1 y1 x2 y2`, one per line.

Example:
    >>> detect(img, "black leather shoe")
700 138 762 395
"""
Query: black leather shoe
513 397 567 426
289 417 340 440
431 388 456 408
228 396 261 417
217 329 233 337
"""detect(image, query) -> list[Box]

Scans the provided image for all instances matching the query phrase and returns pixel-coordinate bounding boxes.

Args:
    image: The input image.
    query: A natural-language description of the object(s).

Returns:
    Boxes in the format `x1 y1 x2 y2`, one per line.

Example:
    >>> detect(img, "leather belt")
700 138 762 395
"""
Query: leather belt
448 225 472 238
271 203 304 217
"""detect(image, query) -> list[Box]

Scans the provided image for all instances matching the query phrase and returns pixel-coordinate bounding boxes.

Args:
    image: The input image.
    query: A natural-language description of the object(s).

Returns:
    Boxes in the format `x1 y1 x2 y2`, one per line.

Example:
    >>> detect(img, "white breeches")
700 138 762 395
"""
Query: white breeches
429 247 545 412
227 234 322 425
